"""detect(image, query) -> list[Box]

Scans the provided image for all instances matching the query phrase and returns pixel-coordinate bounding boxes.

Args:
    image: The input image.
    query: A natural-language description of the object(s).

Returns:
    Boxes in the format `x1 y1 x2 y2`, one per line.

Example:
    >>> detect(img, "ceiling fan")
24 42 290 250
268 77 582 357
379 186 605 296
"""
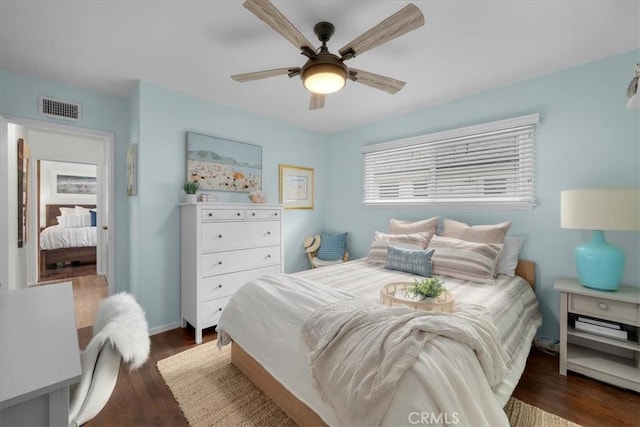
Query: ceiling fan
231 0 425 110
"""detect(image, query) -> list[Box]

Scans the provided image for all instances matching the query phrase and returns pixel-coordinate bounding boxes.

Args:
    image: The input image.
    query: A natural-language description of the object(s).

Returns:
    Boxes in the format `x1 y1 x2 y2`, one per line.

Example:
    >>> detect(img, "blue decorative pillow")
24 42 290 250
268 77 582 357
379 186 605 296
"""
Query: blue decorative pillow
317 232 348 261
90 210 97 227
384 245 434 277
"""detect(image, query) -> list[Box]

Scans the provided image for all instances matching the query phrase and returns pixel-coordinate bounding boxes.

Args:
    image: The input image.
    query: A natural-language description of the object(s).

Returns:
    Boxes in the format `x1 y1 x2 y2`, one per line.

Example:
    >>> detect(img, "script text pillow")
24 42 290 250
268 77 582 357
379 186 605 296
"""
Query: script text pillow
441 218 511 244
429 235 503 284
388 217 438 237
367 231 431 264
317 232 348 261
384 245 434 277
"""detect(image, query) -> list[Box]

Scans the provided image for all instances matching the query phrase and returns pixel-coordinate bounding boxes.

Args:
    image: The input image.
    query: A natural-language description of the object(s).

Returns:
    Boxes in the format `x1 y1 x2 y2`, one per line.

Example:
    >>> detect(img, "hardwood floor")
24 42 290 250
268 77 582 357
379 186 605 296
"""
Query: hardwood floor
39 261 97 282
73 275 638 426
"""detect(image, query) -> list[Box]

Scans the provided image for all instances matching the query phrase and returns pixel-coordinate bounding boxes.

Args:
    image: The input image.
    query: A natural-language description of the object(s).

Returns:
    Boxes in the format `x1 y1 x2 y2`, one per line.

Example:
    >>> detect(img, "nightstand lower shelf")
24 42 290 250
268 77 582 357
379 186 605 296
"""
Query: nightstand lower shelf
566 344 639 392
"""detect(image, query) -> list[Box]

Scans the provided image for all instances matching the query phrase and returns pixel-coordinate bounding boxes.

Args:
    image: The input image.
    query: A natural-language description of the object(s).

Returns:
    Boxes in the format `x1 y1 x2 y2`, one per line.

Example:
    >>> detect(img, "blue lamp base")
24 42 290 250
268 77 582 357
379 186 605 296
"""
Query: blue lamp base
575 230 624 291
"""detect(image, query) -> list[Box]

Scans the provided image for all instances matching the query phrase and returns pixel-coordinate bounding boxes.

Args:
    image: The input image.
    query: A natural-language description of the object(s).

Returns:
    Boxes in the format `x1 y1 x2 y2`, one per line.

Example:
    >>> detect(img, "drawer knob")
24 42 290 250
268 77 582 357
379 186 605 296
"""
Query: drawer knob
274 212 278 216
208 213 212 217
218 284 222 288
218 261 223 265
237 212 241 216
218 234 222 238
218 308 223 312
267 231 271 235
252 212 256 216
597 302 609 311
267 254 271 258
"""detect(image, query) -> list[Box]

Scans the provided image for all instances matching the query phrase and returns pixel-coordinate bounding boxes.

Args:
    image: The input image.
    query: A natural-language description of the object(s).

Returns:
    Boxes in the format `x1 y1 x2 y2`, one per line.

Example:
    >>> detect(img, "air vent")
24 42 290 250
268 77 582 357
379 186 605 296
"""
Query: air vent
39 96 81 121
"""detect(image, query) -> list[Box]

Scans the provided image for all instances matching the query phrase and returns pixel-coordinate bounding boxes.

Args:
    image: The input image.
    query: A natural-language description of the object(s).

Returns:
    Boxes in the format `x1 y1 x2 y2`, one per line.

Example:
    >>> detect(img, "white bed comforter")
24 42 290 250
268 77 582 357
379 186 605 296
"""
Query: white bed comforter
39 225 97 250
303 298 510 427
217 266 540 426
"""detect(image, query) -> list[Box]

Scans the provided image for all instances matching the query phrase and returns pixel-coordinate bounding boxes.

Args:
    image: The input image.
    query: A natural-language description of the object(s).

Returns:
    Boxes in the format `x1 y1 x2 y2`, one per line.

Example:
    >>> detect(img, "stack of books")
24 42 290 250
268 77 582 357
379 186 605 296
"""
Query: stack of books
574 316 629 341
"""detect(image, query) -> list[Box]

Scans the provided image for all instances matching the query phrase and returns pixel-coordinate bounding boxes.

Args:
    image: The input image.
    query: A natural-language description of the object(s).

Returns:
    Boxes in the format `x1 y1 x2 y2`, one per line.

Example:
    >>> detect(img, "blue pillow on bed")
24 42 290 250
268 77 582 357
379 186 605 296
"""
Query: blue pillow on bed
384 245 434 277
317 232 348 261
90 210 97 227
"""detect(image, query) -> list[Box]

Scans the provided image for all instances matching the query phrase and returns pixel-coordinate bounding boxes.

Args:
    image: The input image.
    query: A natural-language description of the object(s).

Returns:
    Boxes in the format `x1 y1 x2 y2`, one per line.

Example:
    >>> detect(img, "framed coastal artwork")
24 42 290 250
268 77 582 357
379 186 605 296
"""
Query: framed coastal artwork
56 173 96 195
186 132 262 192
279 164 314 209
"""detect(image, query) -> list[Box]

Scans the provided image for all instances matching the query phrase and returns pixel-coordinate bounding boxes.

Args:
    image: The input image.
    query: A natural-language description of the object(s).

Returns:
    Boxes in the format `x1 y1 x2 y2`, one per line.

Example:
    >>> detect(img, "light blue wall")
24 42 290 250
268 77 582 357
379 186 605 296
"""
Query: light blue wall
133 81 327 331
324 49 640 340
0 69 130 293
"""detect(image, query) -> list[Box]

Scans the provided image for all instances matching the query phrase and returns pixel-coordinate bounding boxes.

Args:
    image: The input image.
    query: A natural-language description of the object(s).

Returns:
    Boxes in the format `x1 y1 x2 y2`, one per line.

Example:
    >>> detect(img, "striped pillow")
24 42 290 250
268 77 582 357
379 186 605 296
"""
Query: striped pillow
367 231 431 264
429 236 503 284
316 232 348 261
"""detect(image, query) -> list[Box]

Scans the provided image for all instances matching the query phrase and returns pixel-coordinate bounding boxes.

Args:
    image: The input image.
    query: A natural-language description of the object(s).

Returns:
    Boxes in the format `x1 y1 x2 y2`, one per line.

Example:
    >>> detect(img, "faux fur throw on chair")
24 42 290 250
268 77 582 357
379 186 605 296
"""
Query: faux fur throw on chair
92 292 150 370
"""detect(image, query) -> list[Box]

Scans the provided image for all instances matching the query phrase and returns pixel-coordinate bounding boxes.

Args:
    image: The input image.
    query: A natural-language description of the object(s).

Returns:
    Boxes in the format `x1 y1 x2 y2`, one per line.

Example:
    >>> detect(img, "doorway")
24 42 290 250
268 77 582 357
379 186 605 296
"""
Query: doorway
0 115 115 300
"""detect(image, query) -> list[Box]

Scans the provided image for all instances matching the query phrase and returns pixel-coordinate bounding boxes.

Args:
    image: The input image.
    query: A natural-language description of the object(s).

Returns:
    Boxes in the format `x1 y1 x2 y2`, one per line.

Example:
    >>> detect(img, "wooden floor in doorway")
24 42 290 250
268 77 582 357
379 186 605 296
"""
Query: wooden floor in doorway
72 275 108 329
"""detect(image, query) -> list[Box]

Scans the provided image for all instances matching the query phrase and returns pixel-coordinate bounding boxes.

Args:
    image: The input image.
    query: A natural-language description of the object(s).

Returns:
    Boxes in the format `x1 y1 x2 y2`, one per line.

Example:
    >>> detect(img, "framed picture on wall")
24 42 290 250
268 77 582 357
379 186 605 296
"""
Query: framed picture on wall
55 174 96 195
279 164 314 209
186 132 262 193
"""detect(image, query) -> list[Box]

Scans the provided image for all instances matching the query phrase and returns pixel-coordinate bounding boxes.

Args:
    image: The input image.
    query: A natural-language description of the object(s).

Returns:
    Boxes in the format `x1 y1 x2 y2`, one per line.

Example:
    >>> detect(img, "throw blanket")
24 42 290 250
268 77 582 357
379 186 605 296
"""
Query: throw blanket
302 299 510 427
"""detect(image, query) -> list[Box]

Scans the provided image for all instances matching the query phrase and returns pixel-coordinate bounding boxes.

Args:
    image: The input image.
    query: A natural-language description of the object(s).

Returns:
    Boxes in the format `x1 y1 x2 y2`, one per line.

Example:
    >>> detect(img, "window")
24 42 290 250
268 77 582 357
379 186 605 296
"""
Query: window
362 114 539 209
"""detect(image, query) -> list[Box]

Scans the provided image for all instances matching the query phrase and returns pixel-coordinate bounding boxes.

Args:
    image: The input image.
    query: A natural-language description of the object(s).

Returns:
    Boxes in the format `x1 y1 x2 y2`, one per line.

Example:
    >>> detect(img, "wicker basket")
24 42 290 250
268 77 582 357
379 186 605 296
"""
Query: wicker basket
380 282 455 312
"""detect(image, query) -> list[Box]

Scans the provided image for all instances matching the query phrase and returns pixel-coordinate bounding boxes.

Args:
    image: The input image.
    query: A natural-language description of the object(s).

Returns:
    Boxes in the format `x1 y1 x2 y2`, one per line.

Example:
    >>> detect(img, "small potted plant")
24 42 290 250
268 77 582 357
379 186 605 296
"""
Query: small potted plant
405 276 446 303
183 181 200 203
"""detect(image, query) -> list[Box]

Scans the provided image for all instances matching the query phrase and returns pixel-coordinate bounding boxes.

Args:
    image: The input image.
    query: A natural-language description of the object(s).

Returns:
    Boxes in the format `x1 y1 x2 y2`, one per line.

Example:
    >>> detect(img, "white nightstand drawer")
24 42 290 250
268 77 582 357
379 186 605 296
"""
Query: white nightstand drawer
570 293 639 325
246 209 281 220
201 209 245 221
202 221 280 252
200 265 281 301
202 246 281 277
200 296 231 326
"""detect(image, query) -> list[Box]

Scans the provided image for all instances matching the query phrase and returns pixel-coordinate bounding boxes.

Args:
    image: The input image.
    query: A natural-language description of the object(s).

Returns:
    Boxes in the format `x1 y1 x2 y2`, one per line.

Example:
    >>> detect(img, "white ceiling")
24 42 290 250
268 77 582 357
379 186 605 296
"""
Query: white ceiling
1 1 638 134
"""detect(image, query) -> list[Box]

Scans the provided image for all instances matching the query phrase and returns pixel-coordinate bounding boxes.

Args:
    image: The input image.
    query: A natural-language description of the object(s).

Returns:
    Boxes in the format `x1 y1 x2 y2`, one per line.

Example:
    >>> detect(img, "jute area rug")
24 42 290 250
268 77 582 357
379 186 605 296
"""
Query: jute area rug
157 341 581 427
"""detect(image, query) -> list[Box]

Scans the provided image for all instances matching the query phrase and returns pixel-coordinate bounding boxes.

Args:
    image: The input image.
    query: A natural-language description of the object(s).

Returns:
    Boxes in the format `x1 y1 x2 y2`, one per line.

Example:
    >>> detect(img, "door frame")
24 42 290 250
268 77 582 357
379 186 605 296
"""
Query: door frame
0 115 115 291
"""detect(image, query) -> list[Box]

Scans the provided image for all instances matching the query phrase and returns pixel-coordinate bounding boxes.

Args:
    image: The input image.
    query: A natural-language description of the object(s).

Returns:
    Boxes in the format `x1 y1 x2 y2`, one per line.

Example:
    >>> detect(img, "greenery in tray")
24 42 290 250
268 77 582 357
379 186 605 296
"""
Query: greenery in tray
405 276 446 300
183 181 200 194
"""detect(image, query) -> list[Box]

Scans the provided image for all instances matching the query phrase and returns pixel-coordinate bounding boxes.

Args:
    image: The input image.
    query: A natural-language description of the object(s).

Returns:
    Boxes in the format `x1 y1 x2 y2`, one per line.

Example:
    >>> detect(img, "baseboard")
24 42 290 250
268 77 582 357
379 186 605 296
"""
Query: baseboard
149 321 181 336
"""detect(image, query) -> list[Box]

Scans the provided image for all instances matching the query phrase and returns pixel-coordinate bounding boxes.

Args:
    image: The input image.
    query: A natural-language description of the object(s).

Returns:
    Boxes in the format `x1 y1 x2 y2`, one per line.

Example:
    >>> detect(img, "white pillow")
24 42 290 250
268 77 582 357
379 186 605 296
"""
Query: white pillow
59 207 76 216
75 205 92 216
496 235 524 276
57 215 91 228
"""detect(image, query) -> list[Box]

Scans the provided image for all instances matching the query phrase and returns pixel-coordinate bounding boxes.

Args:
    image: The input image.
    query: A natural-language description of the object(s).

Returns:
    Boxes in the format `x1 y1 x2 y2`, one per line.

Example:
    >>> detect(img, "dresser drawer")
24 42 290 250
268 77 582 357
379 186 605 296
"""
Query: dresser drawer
202 221 281 252
246 209 281 220
200 265 281 301
199 296 231 327
202 246 281 277
569 293 640 325
201 209 245 221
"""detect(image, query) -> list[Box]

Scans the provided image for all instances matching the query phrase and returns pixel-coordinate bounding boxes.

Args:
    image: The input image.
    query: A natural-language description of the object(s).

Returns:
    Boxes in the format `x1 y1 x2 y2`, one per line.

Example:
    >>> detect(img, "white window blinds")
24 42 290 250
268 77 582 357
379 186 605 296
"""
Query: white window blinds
362 114 539 209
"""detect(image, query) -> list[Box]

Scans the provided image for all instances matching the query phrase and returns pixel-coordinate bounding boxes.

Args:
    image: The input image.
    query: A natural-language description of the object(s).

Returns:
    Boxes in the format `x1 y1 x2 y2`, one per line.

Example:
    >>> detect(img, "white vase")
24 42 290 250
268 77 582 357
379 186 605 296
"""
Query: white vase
184 194 197 203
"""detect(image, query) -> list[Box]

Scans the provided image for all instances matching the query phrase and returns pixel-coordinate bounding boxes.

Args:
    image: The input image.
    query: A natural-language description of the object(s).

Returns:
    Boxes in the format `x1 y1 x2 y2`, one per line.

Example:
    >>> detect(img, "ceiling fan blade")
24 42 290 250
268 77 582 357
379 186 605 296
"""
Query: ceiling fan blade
243 0 315 52
231 67 300 82
338 4 424 59
309 93 325 110
348 68 406 94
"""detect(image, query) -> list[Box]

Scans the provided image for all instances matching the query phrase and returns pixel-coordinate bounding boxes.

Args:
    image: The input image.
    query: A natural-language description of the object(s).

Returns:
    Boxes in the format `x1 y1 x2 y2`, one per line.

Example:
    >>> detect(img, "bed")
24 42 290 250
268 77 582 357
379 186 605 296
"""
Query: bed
217 244 542 426
39 204 97 278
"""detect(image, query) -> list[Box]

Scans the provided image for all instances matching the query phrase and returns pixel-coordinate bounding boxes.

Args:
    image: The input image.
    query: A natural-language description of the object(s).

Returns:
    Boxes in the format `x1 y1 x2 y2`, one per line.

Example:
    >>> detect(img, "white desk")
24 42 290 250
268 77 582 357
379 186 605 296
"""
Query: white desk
0 282 82 426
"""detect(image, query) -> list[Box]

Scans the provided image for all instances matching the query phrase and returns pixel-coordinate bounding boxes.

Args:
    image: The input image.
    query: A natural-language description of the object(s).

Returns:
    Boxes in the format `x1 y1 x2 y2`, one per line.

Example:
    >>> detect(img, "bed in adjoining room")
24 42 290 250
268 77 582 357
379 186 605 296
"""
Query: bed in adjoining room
217 217 543 426
39 204 97 279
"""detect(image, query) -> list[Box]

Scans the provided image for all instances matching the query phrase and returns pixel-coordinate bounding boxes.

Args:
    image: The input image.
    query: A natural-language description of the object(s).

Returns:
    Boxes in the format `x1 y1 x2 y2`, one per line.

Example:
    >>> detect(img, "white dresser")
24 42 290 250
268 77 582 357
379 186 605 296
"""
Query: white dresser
180 203 283 343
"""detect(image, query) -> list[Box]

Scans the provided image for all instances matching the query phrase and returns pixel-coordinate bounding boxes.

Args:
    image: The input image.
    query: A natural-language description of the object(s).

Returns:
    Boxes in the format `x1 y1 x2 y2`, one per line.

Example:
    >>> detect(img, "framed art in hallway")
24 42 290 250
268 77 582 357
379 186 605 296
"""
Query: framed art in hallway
279 164 314 209
186 132 262 193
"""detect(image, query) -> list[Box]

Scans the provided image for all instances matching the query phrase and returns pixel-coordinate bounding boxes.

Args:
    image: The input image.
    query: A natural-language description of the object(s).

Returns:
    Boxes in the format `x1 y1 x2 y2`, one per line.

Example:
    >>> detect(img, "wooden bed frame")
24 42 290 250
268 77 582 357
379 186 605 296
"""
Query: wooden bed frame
230 259 536 427
39 204 97 278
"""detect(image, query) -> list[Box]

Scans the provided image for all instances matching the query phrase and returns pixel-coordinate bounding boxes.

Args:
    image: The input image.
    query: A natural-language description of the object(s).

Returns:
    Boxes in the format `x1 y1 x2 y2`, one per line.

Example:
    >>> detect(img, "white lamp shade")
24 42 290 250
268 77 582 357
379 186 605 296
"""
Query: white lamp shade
561 189 640 231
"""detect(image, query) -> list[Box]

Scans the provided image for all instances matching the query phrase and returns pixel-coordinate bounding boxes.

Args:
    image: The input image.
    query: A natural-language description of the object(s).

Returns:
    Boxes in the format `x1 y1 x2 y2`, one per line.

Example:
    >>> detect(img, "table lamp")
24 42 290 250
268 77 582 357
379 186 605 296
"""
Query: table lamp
560 189 640 291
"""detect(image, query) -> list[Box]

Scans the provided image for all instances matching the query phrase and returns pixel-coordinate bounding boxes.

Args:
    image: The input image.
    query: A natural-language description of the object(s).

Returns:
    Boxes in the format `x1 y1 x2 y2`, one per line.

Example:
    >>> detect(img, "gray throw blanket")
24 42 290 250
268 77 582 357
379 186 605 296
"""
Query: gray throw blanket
302 299 509 427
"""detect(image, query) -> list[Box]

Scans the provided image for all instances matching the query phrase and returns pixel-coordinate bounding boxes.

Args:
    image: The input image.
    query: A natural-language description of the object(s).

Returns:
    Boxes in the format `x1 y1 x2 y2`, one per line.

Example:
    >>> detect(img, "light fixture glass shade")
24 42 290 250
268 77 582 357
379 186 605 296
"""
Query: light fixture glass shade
560 189 640 291
303 64 346 94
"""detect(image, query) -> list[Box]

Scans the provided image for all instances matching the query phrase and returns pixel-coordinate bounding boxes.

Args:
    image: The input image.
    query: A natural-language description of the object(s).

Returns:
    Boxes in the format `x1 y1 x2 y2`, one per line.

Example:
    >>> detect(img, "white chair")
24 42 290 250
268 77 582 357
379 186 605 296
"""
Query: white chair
68 292 150 427
303 234 349 268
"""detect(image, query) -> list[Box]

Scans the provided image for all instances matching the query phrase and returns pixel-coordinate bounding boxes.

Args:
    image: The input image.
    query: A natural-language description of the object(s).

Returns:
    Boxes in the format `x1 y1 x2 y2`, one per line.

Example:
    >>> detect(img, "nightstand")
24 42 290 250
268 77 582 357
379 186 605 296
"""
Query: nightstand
554 277 640 392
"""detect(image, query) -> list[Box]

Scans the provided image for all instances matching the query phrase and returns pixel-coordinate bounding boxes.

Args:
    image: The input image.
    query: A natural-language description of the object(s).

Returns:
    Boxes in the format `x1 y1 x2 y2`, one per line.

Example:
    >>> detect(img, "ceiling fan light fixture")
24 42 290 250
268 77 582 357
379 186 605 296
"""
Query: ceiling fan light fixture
302 63 347 94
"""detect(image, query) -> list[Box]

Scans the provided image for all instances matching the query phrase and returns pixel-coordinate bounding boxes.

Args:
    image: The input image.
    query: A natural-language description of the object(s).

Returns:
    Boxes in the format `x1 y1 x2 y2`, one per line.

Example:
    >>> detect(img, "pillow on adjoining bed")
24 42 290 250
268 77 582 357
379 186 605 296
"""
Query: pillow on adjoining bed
90 210 97 227
59 207 76 216
429 235 503 284
75 205 92 216
441 218 511 244
367 231 431 264
384 245 434 277
57 215 92 228
388 217 438 237
496 235 524 276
